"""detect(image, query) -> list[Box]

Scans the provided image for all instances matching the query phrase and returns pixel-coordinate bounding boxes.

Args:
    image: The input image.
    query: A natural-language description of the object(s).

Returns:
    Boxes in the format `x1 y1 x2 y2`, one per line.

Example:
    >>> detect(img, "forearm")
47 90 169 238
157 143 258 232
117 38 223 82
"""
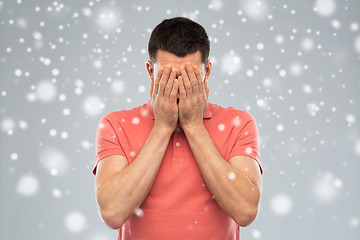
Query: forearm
97 124 173 226
183 124 260 225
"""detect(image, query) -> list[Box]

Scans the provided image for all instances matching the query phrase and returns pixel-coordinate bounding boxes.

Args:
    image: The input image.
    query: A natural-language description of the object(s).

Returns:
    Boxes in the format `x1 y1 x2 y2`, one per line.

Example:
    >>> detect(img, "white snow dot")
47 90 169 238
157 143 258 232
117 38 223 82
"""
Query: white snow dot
245 147 253 154
208 0 223 11
256 98 267 109
354 35 360 54
36 81 57 102
312 172 340 203
83 95 105 117
40 148 69 175
83 8 93 17
252 229 262 239
63 108 71 116
256 42 264 50
16 175 39 196
96 9 120 31
75 88 82 95
307 103 320 116
27 92 37 101
111 80 125 94
65 211 87 232
132 117 140 125
271 193 292 215
301 37 315 51
302 84 313 94
81 140 92 150
134 208 144 217
33 31 43 40
10 153 18 160
52 68 60 76
354 141 360 156
52 188 63 198
59 94 66 101
138 85 146 93
14 69 22 76
49 129 57 137
93 59 103 69
1 118 15 132
350 217 359 227
262 78 272 87
229 172 236 180
43 58 51 65
314 0 336 17
246 69 254 77
221 52 242 75
345 114 356 124
50 169 58 176
242 0 269 21
61 132 68 139
18 120 28 130
331 19 341 29
333 178 343 188
279 69 286 77
218 123 225 131
350 22 359 32
275 35 284 45
289 63 303 76
276 124 284 132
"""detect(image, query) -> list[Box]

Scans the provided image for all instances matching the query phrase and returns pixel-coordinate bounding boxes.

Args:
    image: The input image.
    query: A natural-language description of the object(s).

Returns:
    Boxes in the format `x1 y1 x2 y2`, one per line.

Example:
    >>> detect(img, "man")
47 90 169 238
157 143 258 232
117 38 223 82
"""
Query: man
93 17 263 240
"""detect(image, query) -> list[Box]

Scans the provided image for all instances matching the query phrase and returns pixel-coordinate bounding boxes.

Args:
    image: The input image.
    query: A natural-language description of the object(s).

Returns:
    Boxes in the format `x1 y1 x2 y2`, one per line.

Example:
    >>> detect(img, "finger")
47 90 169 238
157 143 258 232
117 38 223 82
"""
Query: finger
186 63 199 93
178 76 186 100
180 65 192 96
170 78 179 102
165 68 177 96
193 65 204 95
159 65 172 96
153 67 164 97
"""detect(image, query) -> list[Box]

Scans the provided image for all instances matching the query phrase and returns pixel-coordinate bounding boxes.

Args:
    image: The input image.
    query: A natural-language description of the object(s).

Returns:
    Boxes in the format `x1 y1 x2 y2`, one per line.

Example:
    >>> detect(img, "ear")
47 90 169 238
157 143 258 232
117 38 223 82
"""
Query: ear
146 61 154 97
204 59 211 98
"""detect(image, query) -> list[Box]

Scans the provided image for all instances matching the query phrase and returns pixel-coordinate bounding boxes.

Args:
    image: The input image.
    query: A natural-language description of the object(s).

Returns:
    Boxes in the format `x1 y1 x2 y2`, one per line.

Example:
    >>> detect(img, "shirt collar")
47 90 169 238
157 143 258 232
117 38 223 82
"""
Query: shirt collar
143 99 215 120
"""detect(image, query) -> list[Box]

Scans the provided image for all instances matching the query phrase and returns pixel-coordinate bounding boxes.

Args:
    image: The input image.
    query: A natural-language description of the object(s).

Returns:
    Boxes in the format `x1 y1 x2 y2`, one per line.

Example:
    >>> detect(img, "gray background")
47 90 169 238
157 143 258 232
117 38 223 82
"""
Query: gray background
1 0 360 239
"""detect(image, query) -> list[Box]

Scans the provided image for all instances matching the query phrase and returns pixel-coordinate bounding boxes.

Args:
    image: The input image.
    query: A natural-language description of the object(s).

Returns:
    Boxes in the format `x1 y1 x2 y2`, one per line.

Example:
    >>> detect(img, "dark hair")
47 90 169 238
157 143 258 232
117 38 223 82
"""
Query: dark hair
148 17 210 64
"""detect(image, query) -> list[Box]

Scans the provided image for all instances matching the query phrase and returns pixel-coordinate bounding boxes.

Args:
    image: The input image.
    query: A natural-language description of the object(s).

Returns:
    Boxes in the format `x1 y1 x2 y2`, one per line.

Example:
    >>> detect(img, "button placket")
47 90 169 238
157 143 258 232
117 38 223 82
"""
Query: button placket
172 125 183 168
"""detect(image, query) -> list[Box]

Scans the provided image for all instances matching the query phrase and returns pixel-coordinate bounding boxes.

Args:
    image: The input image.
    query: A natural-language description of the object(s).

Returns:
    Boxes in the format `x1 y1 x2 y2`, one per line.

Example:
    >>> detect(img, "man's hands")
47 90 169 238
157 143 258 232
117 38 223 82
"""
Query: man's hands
150 63 208 131
178 63 208 129
151 65 179 132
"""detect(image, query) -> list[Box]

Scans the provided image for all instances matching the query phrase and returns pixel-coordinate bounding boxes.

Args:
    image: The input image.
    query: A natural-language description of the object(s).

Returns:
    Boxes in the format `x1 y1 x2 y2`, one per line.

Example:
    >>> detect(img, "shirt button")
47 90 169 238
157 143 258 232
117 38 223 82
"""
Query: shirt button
176 128 181 132
176 142 181 147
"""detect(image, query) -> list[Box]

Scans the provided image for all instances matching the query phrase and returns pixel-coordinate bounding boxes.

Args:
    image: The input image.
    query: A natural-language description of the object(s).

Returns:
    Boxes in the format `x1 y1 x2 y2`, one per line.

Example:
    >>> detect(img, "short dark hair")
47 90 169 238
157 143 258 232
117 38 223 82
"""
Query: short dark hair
148 17 210 64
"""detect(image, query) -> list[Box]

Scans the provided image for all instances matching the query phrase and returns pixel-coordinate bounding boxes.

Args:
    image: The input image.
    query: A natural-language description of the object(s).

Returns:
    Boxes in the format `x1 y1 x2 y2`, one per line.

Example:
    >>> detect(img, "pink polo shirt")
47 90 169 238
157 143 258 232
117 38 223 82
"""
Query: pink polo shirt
93 100 262 240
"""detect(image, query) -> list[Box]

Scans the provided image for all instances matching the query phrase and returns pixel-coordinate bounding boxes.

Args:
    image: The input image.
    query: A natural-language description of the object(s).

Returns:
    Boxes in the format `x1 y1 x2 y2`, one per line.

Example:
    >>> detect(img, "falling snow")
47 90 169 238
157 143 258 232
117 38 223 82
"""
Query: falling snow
1 1 359 240
65 211 87 232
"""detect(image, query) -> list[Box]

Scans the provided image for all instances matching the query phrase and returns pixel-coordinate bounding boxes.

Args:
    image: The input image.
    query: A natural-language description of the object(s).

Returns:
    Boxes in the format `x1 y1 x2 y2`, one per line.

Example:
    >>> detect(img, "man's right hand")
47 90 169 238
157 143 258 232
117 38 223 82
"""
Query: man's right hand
151 64 179 132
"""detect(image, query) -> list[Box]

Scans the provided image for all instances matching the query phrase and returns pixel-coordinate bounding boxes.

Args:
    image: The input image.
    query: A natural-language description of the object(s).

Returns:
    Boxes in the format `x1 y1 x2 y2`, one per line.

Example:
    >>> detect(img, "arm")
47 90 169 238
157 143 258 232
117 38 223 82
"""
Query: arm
178 63 262 226
182 124 262 227
95 65 179 229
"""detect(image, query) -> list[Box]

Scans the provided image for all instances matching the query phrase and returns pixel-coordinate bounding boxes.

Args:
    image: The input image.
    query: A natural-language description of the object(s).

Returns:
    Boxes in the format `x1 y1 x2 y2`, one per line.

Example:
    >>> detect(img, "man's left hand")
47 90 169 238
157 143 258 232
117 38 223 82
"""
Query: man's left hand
178 63 208 129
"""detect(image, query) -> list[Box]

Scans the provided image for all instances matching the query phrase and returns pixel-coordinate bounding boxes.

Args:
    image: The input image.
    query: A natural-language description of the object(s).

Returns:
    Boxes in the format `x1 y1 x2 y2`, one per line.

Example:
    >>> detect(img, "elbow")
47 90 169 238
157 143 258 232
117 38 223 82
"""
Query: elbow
99 208 126 230
233 205 259 227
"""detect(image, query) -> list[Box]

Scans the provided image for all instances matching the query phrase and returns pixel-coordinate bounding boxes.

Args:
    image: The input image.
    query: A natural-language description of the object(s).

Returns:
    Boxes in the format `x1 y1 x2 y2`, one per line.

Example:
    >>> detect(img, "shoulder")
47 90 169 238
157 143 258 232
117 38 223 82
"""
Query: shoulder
210 102 256 122
99 102 151 126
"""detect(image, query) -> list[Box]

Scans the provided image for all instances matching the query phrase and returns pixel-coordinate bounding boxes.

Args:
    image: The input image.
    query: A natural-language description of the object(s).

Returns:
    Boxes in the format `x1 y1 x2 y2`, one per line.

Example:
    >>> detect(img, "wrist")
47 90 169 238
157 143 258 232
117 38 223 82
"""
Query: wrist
153 121 176 135
181 121 205 134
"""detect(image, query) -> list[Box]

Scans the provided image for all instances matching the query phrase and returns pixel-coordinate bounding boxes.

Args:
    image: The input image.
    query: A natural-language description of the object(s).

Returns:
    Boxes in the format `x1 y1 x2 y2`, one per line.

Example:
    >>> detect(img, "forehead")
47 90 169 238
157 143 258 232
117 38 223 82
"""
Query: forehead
155 49 202 68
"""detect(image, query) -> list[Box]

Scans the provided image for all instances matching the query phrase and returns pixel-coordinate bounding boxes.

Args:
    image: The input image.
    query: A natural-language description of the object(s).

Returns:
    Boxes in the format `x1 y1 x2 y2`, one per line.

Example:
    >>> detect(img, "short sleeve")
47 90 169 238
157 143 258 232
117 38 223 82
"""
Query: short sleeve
228 111 263 175
92 113 126 175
